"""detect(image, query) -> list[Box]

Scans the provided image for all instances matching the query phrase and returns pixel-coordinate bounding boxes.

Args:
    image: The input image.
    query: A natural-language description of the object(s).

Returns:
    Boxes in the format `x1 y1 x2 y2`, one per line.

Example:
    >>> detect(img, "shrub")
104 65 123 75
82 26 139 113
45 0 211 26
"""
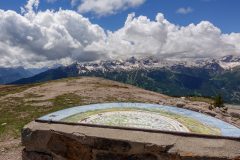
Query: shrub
213 95 225 108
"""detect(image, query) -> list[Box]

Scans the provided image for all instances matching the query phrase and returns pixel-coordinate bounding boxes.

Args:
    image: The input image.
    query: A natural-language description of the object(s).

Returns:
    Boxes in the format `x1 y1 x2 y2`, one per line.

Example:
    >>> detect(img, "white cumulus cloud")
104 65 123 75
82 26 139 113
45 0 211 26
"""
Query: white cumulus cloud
77 0 146 16
0 1 240 68
0 9 106 68
21 0 39 13
86 13 240 59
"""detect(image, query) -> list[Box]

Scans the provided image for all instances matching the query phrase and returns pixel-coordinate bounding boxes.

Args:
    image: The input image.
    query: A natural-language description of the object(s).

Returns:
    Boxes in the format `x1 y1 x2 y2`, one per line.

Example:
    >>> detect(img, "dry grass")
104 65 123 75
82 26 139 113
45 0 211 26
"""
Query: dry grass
0 77 169 141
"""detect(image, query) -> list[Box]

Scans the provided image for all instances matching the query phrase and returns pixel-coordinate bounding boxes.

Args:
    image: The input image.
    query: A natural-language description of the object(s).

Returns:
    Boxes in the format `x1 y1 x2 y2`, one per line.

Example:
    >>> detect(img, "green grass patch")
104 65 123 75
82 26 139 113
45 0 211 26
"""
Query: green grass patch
187 96 214 104
51 93 85 107
0 92 86 141
0 82 144 141
0 84 40 97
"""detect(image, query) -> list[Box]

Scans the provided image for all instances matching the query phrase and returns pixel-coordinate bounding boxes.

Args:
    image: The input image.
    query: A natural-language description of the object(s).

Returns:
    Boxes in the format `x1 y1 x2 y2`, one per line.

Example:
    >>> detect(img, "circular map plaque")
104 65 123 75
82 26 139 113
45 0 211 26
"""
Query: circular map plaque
38 103 240 137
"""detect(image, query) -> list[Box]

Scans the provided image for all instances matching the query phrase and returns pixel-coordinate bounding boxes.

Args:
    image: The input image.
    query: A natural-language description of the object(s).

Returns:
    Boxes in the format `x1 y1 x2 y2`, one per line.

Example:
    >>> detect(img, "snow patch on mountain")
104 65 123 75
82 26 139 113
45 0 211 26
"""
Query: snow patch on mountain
75 55 240 74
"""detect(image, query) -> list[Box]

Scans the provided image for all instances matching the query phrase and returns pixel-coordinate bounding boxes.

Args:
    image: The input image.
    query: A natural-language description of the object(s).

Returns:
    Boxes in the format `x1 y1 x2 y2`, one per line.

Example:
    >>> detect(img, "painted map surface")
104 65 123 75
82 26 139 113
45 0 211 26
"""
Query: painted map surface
38 103 240 137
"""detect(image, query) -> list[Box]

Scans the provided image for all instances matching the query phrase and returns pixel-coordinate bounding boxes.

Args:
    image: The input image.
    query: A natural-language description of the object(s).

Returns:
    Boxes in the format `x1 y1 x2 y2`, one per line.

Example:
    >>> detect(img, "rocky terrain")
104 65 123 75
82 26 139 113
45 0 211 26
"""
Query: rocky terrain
0 77 239 159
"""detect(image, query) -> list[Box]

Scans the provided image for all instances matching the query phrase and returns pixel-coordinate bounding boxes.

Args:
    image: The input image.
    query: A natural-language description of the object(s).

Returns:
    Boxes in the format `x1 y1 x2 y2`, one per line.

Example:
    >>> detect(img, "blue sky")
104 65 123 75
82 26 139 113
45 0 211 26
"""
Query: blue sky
0 0 240 33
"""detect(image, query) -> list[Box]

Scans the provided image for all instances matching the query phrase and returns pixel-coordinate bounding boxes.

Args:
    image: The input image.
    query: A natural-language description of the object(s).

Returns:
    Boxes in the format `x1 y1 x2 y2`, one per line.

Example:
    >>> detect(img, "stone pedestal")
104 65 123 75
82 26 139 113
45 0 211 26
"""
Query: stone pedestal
22 121 240 160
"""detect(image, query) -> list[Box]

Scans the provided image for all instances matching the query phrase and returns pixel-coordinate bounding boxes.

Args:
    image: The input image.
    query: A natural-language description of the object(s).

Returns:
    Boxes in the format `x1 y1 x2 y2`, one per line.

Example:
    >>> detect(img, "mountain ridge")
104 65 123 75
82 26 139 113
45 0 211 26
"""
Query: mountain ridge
12 55 240 104
0 67 49 84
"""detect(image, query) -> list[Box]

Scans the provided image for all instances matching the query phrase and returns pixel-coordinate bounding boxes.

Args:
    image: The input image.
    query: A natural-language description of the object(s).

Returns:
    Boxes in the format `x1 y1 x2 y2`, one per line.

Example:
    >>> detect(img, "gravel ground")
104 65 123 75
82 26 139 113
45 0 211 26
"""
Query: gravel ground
0 139 22 160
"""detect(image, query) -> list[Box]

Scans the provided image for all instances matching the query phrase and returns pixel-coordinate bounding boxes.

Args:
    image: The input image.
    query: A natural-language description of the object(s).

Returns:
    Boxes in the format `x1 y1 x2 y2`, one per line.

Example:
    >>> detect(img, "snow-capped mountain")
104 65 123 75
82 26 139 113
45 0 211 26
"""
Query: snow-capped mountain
218 55 240 69
11 55 240 104
75 55 240 74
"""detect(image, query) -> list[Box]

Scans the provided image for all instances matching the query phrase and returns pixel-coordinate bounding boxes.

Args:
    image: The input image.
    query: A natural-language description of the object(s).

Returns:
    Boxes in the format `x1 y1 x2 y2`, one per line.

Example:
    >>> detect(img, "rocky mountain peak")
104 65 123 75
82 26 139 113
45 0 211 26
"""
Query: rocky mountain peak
74 55 240 74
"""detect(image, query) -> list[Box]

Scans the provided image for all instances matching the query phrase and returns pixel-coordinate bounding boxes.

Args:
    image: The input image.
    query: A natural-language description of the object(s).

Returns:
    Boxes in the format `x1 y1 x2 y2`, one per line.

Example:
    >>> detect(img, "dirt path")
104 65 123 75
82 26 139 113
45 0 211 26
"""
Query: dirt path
0 139 22 160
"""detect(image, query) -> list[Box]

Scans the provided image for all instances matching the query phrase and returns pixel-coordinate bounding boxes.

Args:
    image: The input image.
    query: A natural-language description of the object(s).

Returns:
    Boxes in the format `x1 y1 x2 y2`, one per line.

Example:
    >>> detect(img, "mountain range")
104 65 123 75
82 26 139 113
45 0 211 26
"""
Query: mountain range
11 55 240 104
0 67 49 84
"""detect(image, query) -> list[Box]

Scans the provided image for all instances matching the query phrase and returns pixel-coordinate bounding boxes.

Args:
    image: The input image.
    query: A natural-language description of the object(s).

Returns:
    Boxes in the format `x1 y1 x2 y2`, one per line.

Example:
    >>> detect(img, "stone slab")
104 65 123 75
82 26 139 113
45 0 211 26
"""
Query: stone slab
22 121 240 160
